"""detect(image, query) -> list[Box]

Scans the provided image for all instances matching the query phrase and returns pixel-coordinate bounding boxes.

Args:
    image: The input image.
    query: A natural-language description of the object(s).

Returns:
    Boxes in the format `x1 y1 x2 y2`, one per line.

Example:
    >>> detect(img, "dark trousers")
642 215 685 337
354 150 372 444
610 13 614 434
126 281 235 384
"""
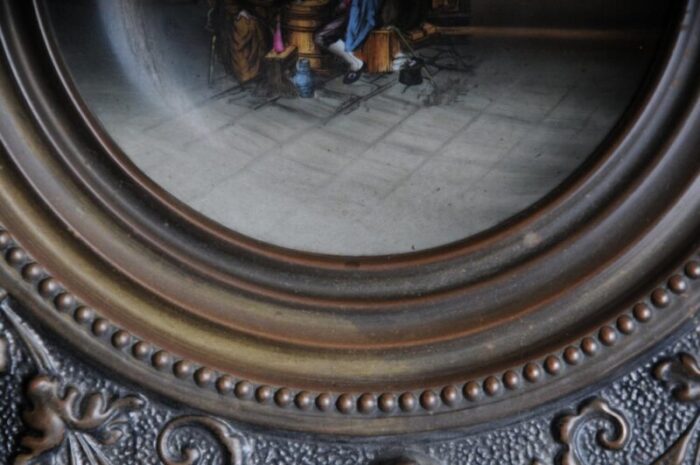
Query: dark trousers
314 5 349 48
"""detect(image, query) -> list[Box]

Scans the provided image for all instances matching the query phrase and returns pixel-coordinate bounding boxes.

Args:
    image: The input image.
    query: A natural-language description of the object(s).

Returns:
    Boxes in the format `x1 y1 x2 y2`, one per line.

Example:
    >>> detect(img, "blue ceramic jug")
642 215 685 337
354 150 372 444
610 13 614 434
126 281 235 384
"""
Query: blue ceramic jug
292 58 314 98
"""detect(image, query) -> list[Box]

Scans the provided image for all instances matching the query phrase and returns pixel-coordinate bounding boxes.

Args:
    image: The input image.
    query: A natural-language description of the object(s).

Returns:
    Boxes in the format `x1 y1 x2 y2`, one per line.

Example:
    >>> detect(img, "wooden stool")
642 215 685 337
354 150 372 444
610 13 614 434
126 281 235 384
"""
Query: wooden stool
263 45 299 97
355 24 439 74
355 29 402 74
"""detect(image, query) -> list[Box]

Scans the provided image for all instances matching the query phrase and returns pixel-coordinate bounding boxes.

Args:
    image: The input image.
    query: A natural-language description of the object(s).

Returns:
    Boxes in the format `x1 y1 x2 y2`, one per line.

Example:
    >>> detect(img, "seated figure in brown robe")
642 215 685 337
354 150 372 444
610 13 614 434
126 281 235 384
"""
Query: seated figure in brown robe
208 0 273 83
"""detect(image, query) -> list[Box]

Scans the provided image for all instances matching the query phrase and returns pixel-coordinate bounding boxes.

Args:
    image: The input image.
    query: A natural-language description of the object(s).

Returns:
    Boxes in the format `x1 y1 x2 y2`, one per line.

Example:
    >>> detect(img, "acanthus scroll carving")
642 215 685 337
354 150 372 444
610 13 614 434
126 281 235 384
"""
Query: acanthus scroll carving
157 415 251 465
0 298 144 465
15 375 143 465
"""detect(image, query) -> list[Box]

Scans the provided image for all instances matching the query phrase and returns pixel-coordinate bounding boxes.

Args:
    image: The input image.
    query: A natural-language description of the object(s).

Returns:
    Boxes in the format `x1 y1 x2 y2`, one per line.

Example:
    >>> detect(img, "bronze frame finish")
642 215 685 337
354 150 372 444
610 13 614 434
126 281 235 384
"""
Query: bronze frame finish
0 0 698 437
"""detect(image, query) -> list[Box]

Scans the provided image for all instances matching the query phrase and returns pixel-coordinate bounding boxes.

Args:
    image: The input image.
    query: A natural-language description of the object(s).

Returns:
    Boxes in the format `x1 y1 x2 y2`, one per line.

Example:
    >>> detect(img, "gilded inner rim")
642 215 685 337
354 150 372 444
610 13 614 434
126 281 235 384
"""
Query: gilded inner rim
0 0 698 434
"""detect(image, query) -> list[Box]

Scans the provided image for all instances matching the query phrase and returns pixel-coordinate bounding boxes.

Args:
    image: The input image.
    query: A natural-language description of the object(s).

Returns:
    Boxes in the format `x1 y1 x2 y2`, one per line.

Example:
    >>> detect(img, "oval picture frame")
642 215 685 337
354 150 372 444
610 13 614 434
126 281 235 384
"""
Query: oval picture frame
0 0 698 438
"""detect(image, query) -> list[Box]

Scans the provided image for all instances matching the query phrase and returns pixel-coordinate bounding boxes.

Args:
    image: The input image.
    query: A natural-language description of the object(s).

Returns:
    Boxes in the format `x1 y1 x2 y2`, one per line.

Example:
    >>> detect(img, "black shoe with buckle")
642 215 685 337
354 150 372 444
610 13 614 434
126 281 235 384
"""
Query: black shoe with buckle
343 63 366 85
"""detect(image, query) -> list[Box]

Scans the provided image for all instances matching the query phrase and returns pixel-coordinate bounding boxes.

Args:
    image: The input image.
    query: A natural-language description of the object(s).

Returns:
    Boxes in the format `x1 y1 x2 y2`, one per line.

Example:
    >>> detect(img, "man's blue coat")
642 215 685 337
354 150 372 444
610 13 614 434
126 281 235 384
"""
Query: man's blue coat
345 0 381 51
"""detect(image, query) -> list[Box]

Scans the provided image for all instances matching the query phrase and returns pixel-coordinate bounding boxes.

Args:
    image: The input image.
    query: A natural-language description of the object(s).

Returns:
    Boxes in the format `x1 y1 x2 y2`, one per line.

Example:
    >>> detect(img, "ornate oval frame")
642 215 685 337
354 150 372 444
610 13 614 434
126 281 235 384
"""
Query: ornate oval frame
0 0 698 436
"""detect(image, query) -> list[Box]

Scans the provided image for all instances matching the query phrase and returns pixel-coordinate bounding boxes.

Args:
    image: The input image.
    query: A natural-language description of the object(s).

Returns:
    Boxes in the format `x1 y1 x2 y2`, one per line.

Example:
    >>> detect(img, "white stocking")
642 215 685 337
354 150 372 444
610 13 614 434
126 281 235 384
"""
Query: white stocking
328 39 364 71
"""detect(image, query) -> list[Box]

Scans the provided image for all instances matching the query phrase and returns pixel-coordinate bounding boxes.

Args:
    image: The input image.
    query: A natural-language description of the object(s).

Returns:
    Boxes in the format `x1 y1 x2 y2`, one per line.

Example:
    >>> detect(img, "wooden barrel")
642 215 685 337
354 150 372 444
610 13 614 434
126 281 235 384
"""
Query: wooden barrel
283 0 332 71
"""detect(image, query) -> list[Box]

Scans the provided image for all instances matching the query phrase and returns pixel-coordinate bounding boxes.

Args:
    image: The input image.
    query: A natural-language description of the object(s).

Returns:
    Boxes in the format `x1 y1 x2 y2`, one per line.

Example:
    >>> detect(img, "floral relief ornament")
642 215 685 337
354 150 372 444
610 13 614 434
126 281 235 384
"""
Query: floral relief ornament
651 352 700 465
553 398 630 465
543 348 700 465
4 278 700 465
0 297 144 465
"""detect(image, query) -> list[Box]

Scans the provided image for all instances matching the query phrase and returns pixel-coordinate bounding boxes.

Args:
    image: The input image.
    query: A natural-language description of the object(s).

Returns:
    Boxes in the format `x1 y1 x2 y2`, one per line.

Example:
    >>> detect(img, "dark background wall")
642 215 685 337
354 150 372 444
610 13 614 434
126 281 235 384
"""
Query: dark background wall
468 0 677 29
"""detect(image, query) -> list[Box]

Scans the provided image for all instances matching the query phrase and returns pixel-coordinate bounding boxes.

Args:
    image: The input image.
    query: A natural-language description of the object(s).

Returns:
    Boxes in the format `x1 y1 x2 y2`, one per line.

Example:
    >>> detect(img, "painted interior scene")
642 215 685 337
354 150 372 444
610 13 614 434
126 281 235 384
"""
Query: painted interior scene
48 0 675 255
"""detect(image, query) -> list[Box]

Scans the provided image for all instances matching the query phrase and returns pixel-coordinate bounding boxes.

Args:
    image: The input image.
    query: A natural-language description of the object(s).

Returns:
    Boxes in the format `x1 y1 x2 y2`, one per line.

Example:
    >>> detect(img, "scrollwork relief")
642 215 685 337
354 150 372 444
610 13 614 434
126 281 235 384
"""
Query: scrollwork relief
0 297 143 465
544 348 700 465
157 416 251 465
655 352 700 403
5 284 700 465
15 375 143 465
554 398 630 465
650 352 700 465
548 351 700 465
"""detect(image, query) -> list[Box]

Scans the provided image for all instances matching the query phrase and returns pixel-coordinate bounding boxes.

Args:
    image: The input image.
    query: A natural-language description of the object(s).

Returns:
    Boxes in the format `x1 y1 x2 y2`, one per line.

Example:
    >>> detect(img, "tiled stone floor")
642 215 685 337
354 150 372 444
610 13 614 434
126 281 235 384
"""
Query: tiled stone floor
54 4 658 255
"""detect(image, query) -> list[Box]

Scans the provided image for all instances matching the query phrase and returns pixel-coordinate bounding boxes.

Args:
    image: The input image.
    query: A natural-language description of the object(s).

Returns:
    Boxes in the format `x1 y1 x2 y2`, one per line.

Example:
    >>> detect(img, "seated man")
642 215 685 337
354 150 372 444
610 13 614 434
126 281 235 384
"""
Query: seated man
315 0 382 84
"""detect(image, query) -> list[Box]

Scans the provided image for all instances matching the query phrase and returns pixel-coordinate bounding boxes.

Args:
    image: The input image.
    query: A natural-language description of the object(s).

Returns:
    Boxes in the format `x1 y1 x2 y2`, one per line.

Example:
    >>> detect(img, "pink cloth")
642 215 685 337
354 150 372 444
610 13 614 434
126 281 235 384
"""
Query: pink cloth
273 17 285 53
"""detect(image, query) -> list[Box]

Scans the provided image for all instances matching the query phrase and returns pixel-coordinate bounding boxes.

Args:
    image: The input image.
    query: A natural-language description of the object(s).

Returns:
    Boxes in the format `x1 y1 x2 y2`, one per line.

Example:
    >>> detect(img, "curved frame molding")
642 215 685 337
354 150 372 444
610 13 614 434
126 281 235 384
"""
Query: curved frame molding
0 0 698 435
